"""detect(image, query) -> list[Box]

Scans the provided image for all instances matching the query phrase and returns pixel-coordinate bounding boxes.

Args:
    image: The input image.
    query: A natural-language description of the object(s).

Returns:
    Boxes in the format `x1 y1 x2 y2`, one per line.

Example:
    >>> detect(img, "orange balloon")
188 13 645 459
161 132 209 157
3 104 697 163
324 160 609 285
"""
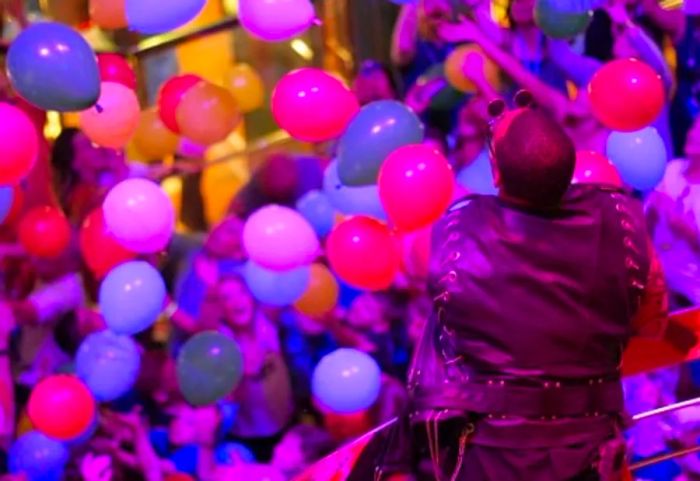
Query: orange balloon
224 63 265 114
445 45 501 93
80 82 140 149
89 0 127 29
175 82 241 146
294 264 339 317
132 109 180 162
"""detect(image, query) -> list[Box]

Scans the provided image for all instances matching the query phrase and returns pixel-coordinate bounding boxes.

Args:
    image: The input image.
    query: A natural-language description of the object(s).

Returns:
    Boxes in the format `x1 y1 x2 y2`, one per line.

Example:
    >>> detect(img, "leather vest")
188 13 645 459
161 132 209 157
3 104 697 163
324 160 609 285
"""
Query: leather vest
409 185 651 405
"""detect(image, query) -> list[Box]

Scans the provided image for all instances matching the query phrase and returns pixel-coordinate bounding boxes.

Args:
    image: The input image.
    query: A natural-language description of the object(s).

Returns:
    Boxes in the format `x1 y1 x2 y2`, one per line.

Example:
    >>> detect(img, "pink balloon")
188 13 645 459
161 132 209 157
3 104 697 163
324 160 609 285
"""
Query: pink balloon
103 179 175 254
271 68 359 143
572 150 622 187
80 81 140 149
0 102 38 185
243 204 319 271
239 0 316 41
378 144 455 232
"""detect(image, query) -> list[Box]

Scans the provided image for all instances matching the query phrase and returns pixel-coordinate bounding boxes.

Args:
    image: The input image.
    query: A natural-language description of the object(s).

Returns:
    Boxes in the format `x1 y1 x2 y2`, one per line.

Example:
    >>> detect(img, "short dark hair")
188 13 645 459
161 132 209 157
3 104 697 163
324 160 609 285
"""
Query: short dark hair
492 109 575 207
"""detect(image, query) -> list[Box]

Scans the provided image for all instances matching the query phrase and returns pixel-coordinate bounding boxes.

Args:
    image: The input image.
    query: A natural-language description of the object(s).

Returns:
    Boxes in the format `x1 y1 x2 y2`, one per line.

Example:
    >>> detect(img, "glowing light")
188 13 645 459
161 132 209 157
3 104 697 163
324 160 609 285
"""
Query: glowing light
290 39 314 61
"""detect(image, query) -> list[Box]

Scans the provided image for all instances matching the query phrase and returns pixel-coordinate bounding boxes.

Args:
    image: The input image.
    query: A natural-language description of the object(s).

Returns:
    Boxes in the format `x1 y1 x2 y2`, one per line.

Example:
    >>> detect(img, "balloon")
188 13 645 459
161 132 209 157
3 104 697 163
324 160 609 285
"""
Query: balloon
572 150 622 186
76 330 141 401
456 149 496 195
18 206 71 258
28 375 96 440
272 68 359 142
244 261 310 306
0 186 14 224
224 63 265 113
176 82 241 145
0 103 37 185
177 331 243 406
243 205 320 271
323 161 386 220
103 178 175 254
125 0 207 34
9 431 68 481
238 0 316 41
79 82 140 149
606 127 667 191
327 216 400 290
294 264 339 317
97 53 137 90
402 227 432 280
296 190 335 237
7 22 100 111
132 108 180 161
378 144 454 232
165 474 195 481
534 0 592 39
588 58 665 132
312 348 381 413
445 45 501 93
80 208 136 278
158 74 204 133
90 0 128 29
337 100 424 186
99 261 167 335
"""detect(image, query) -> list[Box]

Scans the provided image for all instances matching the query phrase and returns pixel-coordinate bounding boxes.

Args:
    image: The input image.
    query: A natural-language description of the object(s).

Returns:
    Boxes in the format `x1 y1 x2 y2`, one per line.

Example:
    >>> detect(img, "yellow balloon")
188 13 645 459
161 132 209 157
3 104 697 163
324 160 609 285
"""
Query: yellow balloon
176 82 241 146
223 64 265 114
445 44 501 93
294 264 339 317
79 81 140 149
132 109 180 162
202 160 248 225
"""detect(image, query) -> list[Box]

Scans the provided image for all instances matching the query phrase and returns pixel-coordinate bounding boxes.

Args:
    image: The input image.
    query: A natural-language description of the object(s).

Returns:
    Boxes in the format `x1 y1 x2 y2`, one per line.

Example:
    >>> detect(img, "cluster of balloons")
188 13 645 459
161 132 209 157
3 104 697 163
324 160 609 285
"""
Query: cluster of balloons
89 0 206 34
312 349 381 414
157 74 241 145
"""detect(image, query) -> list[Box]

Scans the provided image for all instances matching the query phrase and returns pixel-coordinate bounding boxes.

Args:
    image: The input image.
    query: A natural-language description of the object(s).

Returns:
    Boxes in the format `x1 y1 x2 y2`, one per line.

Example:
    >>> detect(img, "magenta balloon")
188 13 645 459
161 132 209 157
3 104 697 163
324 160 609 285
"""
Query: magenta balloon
239 0 316 41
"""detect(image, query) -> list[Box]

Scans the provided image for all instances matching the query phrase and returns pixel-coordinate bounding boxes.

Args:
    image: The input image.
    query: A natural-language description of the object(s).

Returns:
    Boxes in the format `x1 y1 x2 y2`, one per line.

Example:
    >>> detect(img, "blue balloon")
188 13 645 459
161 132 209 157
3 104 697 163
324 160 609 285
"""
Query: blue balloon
337 100 424 186
215 443 256 465
99 261 167 335
7 23 100 112
456 149 497 195
9 431 68 481
606 127 667 191
323 161 387 221
126 0 207 34
0 186 14 224
297 190 335 237
244 261 310 306
312 348 381 413
338 280 363 309
76 330 141 402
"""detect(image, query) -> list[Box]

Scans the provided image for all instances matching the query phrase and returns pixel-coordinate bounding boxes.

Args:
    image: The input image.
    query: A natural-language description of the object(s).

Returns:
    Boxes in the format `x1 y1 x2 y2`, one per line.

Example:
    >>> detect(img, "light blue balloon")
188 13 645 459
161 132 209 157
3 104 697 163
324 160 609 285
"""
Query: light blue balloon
244 261 310 306
7 22 100 112
297 190 335 237
456 149 497 195
606 127 667 191
99 261 166 335
9 431 68 481
76 330 141 402
337 100 424 186
126 0 207 34
312 348 381 413
0 186 14 224
323 161 387 221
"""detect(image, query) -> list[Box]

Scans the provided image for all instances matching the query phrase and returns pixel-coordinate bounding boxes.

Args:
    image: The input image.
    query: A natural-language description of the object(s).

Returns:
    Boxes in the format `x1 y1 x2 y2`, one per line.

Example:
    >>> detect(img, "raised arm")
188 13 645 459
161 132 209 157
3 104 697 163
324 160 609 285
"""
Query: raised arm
391 4 419 67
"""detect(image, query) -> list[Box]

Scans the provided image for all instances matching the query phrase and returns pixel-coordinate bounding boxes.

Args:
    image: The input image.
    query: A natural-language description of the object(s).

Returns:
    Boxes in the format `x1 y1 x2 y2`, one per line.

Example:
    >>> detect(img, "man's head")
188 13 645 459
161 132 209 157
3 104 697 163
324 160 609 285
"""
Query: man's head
490 108 576 207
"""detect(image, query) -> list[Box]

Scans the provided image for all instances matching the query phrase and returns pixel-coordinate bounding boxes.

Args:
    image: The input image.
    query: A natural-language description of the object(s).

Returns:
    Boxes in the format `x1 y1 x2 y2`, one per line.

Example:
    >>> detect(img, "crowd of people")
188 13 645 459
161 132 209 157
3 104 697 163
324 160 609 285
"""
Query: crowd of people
0 0 699 480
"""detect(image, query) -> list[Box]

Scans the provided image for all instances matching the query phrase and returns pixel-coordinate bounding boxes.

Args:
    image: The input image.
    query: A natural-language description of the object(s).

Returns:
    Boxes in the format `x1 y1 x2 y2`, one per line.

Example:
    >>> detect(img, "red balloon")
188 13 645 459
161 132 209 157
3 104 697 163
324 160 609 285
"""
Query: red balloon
19 206 71 258
572 150 622 187
97 53 137 90
402 227 432 280
28 375 96 440
157 74 204 133
80 207 136 278
323 410 373 442
588 58 665 132
271 68 359 142
0 103 38 185
378 144 454 232
165 475 195 481
327 216 400 291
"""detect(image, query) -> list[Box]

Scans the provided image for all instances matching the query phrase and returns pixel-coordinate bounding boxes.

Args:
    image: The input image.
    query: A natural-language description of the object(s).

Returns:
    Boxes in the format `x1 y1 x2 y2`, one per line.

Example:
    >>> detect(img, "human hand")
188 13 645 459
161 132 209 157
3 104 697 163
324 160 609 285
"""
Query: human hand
80 453 113 481
404 78 446 114
462 50 486 82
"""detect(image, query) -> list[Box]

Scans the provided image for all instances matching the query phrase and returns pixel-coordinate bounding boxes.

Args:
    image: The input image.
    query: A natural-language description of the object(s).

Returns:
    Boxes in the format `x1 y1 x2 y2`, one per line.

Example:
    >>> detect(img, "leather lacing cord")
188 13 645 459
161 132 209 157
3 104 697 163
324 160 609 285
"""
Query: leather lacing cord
426 410 474 481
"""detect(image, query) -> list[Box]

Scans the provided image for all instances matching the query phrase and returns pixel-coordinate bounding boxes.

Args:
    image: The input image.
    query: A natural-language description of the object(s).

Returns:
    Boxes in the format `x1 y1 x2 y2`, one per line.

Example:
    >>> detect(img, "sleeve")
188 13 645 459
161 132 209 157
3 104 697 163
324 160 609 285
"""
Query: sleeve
631 243 669 339
548 39 603 87
28 273 85 324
